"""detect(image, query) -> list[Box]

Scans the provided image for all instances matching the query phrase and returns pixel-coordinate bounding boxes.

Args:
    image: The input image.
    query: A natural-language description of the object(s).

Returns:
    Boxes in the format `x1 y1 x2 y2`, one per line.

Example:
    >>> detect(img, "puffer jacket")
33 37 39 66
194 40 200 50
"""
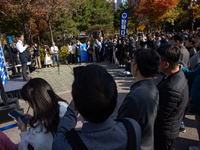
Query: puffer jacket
155 70 188 139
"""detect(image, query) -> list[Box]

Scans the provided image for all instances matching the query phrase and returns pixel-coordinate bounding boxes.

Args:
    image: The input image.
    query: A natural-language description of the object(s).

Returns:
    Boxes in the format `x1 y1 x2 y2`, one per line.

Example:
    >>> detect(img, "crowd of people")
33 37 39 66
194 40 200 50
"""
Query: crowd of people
0 29 200 150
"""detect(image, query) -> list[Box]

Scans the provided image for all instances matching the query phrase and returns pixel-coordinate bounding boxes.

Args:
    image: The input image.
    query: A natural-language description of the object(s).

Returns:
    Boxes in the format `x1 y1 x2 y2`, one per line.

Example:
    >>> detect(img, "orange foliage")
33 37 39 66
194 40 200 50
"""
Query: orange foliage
30 19 48 38
136 0 180 22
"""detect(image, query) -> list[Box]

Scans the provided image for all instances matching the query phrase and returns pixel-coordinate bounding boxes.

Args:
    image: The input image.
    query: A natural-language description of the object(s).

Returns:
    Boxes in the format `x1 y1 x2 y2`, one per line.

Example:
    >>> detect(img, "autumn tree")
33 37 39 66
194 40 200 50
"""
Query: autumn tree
136 0 180 32
0 0 33 43
155 7 185 31
32 0 79 43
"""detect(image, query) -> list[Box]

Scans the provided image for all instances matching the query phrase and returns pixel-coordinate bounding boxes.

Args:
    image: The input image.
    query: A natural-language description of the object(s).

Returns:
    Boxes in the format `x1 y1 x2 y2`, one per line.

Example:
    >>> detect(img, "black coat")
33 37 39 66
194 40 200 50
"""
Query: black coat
100 40 105 52
155 70 188 140
33 46 40 57
108 42 115 53
118 79 159 150
187 46 196 58
147 40 156 50
10 47 18 60
75 43 82 56
179 45 190 68
86 43 93 55
94 42 101 55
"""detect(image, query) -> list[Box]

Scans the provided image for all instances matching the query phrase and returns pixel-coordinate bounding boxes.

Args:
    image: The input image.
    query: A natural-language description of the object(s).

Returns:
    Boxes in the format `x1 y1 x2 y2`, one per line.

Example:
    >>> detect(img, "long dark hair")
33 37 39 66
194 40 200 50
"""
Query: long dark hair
20 78 64 136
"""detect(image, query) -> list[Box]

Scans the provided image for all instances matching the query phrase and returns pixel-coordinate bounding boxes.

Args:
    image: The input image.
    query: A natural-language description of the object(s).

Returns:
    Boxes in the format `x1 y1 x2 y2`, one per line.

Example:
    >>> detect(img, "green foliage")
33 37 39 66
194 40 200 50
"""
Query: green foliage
0 13 23 36
72 0 114 34
39 46 69 63
39 47 45 62
52 10 79 39
60 46 69 62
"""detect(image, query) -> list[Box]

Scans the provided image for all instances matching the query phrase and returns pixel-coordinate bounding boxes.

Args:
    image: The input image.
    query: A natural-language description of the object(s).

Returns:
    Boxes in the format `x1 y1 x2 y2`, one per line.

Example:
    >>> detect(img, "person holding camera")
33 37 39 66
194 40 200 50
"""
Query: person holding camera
33 43 41 69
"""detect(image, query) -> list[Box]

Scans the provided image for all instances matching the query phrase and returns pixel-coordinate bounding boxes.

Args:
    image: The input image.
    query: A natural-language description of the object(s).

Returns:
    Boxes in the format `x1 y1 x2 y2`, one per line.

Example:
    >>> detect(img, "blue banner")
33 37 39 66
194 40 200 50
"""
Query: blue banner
120 9 129 36
0 41 8 86
7 36 13 43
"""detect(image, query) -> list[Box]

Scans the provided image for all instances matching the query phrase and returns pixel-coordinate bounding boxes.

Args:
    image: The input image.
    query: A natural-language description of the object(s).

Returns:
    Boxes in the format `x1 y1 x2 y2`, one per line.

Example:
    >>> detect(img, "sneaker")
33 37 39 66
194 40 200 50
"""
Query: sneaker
189 146 200 150
180 126 186 133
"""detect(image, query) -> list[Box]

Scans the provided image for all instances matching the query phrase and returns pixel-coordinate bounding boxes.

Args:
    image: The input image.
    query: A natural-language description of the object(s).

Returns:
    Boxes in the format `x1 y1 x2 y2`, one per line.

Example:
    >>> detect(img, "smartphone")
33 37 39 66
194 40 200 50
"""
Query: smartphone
8 110 29 124
73 66 84 78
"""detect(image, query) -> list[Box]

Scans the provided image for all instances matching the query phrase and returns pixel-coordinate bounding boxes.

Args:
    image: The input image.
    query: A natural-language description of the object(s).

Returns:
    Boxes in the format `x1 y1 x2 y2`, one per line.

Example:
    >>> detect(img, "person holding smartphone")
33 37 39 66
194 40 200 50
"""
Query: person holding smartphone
14 78 68 150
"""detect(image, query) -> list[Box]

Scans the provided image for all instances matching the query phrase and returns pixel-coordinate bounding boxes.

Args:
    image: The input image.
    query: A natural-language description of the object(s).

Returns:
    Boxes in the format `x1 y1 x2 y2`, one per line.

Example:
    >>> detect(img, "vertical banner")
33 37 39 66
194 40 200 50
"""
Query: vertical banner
0 41 8 86
120 9 129 36
7 36 13 44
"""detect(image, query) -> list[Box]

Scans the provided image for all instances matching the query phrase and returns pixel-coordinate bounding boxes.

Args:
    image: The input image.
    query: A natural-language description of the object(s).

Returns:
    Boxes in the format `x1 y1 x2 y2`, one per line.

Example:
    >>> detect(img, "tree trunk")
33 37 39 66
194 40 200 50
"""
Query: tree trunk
21 13 30 44
150 21 153 33
47 20 54 43
135 25 138 34
38 36 40 46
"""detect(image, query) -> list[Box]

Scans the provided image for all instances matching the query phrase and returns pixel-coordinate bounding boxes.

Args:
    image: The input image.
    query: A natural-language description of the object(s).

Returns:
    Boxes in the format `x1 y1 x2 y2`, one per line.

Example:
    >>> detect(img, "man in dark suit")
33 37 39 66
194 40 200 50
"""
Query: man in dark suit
100 37 105 61
93 39 102 63
86 40 93 62
108 39 115 63
174 33 190 68
118 49 160 150
16 34 30 81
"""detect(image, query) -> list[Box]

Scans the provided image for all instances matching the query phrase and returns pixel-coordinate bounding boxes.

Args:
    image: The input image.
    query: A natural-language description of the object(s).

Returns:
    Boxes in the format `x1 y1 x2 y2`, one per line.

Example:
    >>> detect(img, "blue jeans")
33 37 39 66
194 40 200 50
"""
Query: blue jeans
52 54 59 66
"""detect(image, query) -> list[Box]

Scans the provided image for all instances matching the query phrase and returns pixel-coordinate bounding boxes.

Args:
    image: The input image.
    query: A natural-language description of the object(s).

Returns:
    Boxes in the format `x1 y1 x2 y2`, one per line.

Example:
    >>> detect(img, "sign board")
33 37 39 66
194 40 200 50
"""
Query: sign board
120 9 129 36
0 41 8 86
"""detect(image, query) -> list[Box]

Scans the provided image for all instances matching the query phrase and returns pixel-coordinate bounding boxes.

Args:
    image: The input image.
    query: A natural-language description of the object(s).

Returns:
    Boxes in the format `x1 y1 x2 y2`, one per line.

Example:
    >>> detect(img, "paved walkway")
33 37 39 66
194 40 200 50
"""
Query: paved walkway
0 61 199 150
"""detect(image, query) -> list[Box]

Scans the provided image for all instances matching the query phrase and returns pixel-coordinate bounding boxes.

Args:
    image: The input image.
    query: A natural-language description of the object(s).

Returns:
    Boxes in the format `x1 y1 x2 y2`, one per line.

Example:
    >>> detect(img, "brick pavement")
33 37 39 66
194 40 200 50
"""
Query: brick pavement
0 61 199 150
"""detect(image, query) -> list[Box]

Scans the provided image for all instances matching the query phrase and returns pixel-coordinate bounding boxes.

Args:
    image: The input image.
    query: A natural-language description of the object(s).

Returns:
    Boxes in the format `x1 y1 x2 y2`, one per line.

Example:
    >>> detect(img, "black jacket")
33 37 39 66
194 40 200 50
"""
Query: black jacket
108 42 115 53
155 70 188 140
118 79 159 150
179 45 190 68
33 46 40 57
187 46 196 58
86 43 93 55
100 40 105 52
147 40 156 50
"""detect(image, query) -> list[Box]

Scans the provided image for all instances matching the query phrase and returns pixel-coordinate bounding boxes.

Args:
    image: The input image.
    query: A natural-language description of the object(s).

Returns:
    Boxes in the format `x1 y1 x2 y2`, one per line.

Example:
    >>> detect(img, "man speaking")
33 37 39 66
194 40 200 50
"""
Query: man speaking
16 34 30 82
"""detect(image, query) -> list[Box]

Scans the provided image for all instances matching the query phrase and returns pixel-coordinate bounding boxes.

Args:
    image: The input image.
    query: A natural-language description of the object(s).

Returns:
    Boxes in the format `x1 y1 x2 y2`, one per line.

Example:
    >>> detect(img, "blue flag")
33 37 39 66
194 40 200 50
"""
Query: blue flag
120 9 129 36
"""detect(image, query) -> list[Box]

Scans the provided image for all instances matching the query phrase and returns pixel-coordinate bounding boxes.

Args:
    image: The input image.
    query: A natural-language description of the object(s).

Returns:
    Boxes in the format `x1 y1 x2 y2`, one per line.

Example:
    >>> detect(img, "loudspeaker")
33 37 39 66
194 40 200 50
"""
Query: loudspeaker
93 31 99 39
